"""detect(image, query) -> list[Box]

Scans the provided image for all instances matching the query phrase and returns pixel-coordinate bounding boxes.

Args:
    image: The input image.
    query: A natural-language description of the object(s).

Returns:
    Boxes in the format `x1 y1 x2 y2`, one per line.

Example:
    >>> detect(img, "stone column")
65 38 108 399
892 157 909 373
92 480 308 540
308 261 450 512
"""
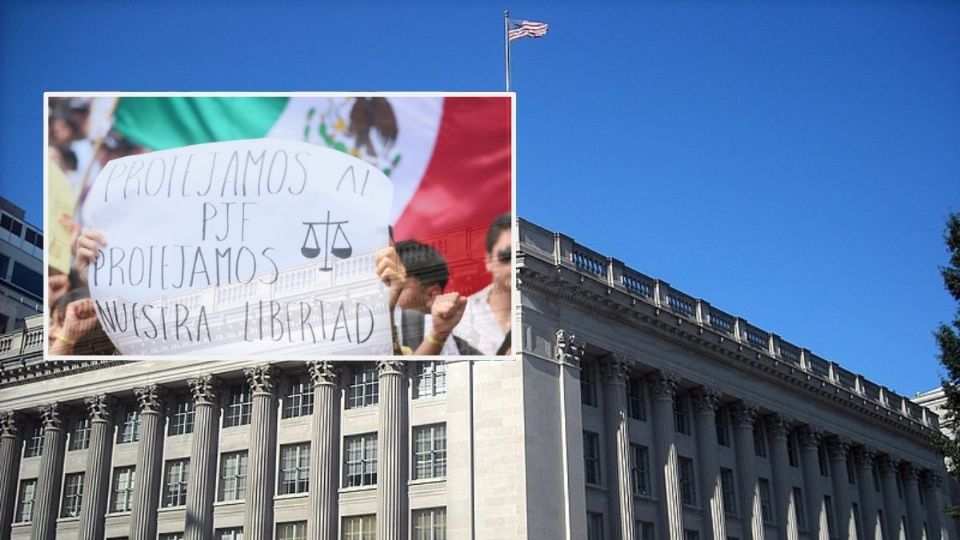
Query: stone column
853 447 880 540
827 437 853 540
798 426 827 540
31 403 66 540
185 375 221 540
901 463 924 540
922 471 945 540
78 396 116 540
129 385 166 540
648 370 684 540
243 364 279 540
693 387 726 540
377 360 407 540
732 402 765 540
878 455 904 540
0 411 23 538
307 361 340 540
767 414 797 540
604 356 635 540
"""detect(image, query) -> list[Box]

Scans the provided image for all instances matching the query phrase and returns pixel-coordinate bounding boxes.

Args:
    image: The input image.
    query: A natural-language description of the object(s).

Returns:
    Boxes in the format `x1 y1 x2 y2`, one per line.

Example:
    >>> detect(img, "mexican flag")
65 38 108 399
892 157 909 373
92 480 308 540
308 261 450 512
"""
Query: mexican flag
104 95 512 296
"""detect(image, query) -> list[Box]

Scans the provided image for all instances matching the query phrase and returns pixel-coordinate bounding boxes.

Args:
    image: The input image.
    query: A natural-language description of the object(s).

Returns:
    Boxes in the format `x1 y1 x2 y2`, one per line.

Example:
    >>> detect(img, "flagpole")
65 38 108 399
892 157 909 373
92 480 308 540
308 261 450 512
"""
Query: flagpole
504 10 511 92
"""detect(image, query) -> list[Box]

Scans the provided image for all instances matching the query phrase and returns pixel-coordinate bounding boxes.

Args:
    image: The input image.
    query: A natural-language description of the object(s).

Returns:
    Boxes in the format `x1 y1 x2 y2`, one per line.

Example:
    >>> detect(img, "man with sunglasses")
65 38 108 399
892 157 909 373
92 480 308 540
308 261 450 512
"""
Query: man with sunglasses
454 213 513 355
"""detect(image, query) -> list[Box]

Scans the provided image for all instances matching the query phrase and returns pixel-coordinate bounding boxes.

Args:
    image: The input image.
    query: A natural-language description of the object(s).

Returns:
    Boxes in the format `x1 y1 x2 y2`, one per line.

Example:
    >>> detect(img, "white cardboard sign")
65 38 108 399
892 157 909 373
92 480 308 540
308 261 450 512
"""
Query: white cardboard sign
83 139 394 356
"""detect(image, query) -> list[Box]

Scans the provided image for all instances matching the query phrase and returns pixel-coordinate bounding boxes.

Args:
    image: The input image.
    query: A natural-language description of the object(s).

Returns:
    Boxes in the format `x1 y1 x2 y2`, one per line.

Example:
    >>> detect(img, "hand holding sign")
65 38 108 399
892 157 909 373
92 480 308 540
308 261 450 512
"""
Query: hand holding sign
75 230 107 284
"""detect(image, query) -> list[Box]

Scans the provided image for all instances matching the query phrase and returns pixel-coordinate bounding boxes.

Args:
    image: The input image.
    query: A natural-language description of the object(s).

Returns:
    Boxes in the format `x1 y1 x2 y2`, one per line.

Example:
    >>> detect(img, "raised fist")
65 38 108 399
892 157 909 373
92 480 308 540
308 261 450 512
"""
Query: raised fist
430 292 467 339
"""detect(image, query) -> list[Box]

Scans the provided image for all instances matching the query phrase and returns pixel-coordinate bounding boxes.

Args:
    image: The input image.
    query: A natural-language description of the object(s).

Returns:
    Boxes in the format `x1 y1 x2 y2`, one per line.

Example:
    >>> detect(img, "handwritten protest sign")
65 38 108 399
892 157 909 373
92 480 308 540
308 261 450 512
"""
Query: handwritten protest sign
82 139 394 356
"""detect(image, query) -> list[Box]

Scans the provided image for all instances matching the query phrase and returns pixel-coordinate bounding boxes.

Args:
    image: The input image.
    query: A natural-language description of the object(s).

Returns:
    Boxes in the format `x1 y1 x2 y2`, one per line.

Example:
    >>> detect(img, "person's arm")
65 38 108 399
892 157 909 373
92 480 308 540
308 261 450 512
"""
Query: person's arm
75 230 107 285
50 298 100 355
413 293 467 355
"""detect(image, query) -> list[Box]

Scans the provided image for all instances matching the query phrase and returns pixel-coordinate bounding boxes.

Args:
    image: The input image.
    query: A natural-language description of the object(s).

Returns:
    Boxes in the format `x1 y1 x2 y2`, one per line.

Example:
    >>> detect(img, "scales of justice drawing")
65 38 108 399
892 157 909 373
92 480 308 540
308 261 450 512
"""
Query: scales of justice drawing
302 210 353 271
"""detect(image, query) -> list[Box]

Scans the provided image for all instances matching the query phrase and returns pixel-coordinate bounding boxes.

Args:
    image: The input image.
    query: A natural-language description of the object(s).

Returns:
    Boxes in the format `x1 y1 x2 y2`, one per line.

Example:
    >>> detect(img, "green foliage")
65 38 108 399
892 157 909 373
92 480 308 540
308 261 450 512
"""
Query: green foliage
935 212 960 516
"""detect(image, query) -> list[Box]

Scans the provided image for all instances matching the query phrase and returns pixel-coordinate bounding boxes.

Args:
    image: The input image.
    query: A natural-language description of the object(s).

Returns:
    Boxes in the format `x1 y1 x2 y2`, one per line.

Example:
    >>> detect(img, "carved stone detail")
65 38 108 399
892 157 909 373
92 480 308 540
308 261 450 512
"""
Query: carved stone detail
187 375 221 406
602 355 631 383
691 386 722 413
307 361 340 386
796 425 824 450
730 401 759 427
766 413 793 438
133 385 166 414
647 370 680 399
84 395 116 423
377 360 405 376
876 455 897 475
853 445 878 468
244 364 278 395
555 329 584 365
826 436 852 460
39 403 65 430
0 410 21 437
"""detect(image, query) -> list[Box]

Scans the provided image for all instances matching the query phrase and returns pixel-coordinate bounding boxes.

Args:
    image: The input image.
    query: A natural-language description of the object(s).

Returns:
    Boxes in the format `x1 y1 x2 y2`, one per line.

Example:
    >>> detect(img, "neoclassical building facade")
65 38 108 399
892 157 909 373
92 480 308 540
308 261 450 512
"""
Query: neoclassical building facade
0 218 954 540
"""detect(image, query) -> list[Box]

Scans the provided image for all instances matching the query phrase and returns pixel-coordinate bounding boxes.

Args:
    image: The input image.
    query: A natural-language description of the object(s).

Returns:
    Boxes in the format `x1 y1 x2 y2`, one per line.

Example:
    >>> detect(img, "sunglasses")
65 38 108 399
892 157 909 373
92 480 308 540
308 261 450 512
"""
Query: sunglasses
496 247 511 263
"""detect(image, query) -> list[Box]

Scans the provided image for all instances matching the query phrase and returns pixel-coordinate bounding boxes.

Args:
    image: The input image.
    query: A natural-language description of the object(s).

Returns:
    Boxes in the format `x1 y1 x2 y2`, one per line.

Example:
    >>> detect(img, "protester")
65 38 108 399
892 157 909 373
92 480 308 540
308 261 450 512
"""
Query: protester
454 213 512 355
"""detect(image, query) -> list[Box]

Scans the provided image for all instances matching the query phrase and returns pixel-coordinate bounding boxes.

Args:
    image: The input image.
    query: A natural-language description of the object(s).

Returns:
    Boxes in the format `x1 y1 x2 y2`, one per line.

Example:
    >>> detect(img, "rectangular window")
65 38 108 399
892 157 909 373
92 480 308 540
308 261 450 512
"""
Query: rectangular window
342 515 376 540
753 420 767 458
11 262 42 297
759 478 773 523
583 431 601 485
630 444 650 496
818 444 829 476
587 512 605 540
716 408 730 447
636 521 654 540
685 530 700 540
159 534 185 540
896 471 904 498
118 408 141 444
872 463 881 492
581 362 597 407
15 479 36 522
847 455 857 485
412 507 446 540
163 459 189 507
219 451 248 502
825 495 836 538
276 521 307 540
216 527 244 540
787 431 799 467
68 416 91 451
61 472 84 518
414 361 447 399
344 433 378 487
413 424 447 481
674 395 690 434
169 398 195 436
626 377 646 420
852 503 863 540
278 443 310 495
794 487 807 531
283 376 314 418
721 468 737 515
347 365 379 409
679 457 697 505
24 424 43 457
224 386 252 427
110 466 136 513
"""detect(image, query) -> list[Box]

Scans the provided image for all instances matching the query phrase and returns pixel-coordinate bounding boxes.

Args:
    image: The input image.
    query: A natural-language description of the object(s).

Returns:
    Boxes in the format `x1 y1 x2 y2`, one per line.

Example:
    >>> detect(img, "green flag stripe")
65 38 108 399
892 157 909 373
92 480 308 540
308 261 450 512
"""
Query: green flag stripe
113 97 290 150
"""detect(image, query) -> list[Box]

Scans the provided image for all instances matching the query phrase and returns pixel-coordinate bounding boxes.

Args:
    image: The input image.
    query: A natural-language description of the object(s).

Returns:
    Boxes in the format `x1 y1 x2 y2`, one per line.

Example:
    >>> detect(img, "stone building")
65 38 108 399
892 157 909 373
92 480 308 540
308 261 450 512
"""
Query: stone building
0 218 954 540
0 197 43 334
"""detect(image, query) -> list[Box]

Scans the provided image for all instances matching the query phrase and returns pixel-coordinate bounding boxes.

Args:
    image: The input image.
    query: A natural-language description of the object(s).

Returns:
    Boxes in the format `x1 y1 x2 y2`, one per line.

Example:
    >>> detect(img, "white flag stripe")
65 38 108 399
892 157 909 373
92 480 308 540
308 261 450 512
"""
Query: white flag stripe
508 18 549 42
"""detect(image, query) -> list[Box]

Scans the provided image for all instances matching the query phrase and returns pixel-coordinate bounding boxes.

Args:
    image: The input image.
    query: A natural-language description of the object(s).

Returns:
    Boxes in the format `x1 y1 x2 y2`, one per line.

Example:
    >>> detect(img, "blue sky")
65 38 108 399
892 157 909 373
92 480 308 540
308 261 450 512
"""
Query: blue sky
2 1 958 397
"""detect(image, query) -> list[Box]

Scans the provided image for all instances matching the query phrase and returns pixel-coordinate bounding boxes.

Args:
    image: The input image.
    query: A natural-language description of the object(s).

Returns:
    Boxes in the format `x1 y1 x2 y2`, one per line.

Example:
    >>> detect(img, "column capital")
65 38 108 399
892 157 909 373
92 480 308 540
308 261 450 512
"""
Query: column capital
0 410 21 437
853 445 878 468
377 359 405 376
244 364 279 395
647 370 680 399
39 403 65 430
826 436 852 460
691 386 722 413
876 454 898 475
84 395 116 423
765 413 793 439
919 469 942 489
796 425 823 450
187 375 221 406
555 329 584 365
134 385 167 414
602 355 631 383
730 401 759 427
307 361 340 386
899 461 921 481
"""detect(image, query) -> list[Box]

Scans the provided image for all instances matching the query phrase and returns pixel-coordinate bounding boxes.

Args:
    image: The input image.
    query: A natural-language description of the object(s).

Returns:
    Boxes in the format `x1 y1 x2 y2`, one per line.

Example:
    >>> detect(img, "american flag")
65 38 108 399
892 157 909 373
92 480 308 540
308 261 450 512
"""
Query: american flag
508 18 549 41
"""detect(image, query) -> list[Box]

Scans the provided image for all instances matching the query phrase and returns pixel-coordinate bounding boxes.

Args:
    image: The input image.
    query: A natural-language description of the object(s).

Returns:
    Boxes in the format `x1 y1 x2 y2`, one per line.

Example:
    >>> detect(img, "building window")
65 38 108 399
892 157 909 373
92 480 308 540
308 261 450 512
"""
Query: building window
216 527 244 540
679 457 697 505
721 468 737 515
716 408 731 447
347 365 379 409
342 515 376 540
818 443 829 476
283 376 314 418
24 424 43 457
583 431 601 485
163 459 190 507
15 479 36 522
587 512 605 540
636 521 654 540
224 385 252 427
794 487 807 531
581 362 597 407
626 377 646 420
759 478 773 523
414 361 447 399
685 530 700 540
169 398 195 436
68 416 91 451
896 470 904 498
413 424 447 480
219 451 248 501
344 433 378 487
110 466 136 513
630 444 650 496
787 431 799 467
276 521 306 540
872 463 881 492
753 420 767 457
60 472 84 518
852 503 863 540
159 534 185 540
847 455 857 485
825 495 836 538
278 443 310 495
412 507 446 540
674 395 691 434
118 408 141 444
